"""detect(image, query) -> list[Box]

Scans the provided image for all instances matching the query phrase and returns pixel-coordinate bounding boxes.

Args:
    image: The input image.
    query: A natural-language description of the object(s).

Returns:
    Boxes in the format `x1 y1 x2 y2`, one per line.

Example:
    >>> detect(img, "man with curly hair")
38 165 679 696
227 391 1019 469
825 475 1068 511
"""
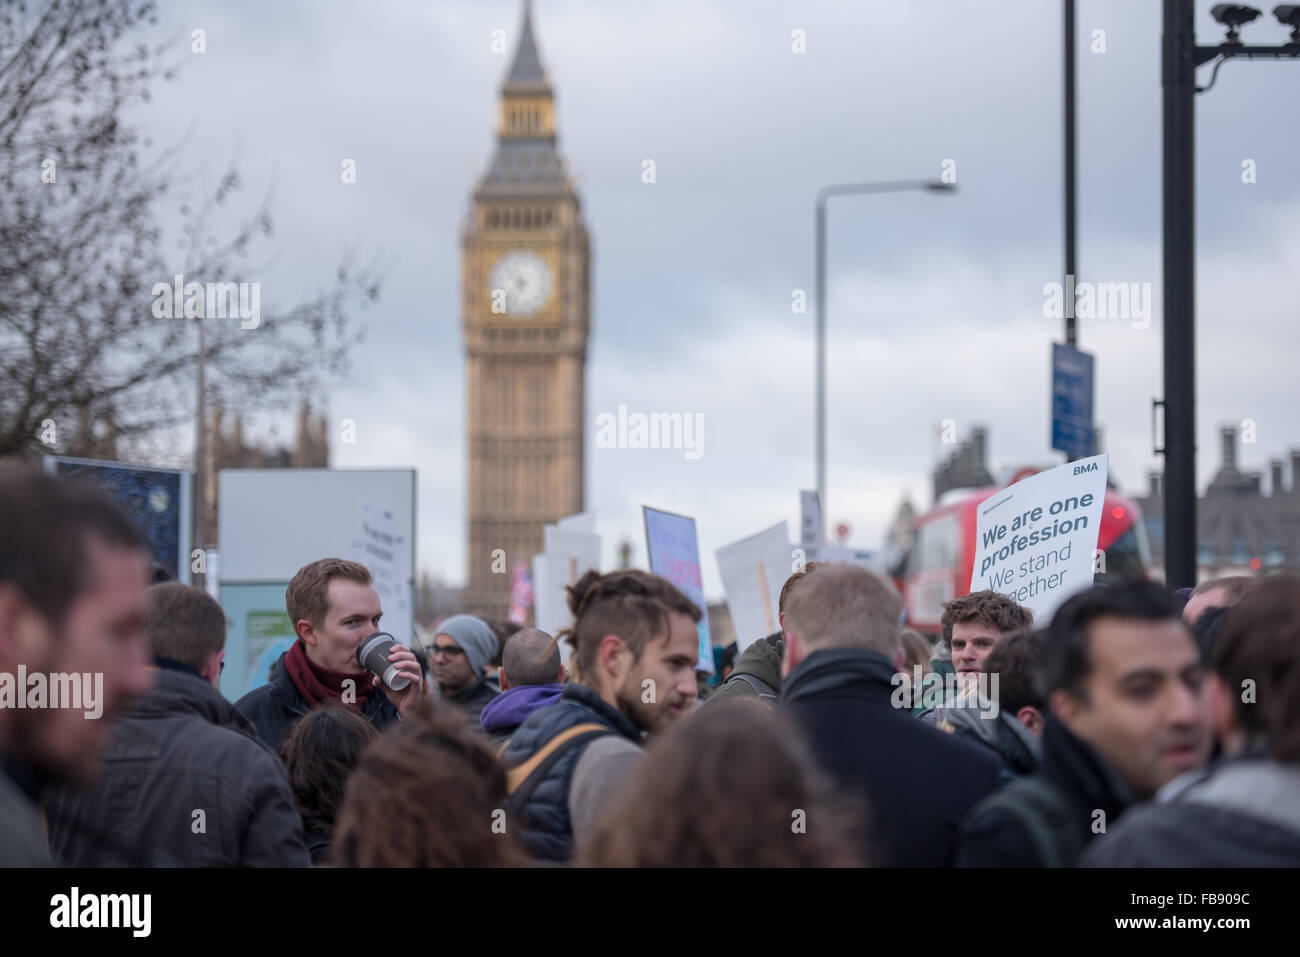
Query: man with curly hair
915 590 1034 727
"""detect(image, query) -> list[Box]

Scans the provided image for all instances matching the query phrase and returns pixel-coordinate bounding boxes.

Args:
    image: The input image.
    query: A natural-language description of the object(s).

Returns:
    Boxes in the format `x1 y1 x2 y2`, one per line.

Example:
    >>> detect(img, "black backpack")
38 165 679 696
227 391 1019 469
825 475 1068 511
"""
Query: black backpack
968 776 1087 868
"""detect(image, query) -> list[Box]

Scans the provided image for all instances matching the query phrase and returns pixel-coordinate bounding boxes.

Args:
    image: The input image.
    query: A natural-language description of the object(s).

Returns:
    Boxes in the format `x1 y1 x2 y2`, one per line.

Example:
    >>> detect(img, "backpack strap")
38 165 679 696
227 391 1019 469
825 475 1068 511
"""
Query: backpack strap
972 777 1079 868
729 672 778 701
504 723 610 819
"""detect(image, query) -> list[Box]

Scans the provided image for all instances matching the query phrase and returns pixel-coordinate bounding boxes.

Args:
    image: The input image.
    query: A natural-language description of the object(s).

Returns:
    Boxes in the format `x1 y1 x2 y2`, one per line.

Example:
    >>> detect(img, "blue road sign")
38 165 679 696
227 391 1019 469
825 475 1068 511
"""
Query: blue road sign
1052 342 1094 459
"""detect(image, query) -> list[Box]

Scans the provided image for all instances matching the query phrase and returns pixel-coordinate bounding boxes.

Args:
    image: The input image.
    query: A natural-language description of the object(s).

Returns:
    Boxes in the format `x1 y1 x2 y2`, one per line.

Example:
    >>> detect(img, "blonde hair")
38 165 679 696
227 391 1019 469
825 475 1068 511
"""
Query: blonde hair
782 563 903 659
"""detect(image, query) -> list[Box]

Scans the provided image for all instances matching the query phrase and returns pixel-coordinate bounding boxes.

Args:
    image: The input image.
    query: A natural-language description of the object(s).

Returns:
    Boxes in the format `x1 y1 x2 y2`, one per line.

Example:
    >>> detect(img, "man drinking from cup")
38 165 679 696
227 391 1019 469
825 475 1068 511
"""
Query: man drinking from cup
236 559 421 751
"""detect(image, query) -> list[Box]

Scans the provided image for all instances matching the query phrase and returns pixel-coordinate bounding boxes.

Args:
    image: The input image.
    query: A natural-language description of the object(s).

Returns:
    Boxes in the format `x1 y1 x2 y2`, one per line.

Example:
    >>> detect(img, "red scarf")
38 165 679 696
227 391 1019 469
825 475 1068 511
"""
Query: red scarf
284 639 374 709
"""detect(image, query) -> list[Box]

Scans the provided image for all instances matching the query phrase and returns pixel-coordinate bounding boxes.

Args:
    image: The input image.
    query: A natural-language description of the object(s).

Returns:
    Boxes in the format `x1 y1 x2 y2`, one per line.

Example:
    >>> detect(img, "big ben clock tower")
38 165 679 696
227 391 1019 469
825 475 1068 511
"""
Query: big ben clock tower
462 0 590 619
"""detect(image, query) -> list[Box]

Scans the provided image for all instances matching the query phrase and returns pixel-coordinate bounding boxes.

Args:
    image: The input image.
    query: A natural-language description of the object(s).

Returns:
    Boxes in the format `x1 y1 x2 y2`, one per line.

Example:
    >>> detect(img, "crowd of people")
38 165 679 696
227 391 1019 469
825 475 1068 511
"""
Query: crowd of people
2 470 1297 867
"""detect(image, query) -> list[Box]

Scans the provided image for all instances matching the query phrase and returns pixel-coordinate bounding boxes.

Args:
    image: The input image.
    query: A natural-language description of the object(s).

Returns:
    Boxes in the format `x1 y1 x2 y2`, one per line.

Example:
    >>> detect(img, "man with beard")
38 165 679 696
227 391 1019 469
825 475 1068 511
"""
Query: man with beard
501 568 701 863
0 472 154 866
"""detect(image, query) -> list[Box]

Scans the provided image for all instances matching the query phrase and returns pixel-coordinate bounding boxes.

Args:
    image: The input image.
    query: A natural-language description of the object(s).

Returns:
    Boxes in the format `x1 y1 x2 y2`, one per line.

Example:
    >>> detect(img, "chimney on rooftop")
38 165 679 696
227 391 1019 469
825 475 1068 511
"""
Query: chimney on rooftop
1221 426 1237 473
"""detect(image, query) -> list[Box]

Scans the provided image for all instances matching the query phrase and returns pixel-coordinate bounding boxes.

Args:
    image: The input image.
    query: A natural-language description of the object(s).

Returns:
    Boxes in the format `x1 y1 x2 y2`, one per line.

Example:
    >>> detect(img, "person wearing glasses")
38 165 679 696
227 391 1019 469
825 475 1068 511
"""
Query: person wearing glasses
427 615 500 730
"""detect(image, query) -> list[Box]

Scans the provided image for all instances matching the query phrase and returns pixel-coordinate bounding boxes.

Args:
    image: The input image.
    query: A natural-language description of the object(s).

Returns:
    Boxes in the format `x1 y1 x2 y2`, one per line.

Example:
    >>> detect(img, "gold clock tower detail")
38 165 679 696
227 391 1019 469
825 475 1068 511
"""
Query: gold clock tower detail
462 1 590 619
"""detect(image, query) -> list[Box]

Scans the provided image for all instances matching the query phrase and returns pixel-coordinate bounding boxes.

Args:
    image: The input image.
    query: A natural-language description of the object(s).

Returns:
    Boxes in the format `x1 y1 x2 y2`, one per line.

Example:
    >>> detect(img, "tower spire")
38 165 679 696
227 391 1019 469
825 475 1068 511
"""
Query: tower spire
504 0 548 92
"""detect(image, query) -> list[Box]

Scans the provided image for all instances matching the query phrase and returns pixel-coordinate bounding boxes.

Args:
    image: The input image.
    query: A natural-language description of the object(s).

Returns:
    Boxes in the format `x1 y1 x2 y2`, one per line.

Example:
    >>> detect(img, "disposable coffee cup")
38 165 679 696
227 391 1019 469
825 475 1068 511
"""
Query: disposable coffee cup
356 632 411 691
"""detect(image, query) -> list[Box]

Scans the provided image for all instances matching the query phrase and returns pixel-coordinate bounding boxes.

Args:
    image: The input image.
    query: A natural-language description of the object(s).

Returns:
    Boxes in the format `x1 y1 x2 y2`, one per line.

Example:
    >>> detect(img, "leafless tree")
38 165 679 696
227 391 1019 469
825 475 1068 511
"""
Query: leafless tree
0 0 380 461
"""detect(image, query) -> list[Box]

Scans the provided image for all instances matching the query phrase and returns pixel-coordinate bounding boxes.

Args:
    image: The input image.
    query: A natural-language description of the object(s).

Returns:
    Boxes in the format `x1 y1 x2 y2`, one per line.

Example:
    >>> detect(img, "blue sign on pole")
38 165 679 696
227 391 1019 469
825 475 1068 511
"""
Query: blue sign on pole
1051 343 1095 459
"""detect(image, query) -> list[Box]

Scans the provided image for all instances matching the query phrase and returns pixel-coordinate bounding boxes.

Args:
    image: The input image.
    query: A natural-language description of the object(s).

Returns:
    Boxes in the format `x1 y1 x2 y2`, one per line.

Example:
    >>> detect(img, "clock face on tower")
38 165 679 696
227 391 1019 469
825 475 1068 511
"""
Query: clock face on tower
488 249 553 318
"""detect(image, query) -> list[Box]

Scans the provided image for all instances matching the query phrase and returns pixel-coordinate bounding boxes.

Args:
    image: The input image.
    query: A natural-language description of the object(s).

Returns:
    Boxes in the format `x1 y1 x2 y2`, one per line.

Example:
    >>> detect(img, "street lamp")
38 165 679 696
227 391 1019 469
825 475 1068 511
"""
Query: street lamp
815 179 955 536
1160 0 1299 589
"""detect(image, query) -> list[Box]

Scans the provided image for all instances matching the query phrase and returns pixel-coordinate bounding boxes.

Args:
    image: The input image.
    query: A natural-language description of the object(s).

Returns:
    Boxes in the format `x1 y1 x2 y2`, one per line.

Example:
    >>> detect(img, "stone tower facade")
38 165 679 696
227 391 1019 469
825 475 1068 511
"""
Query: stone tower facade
462 1 590 618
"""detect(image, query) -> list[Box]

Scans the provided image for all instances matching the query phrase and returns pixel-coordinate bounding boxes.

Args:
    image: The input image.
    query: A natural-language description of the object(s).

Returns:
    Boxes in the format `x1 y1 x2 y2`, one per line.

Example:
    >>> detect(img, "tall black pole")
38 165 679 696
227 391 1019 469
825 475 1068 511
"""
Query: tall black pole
1162 0 1197 588
815 198 826 534
1064 0 1077 349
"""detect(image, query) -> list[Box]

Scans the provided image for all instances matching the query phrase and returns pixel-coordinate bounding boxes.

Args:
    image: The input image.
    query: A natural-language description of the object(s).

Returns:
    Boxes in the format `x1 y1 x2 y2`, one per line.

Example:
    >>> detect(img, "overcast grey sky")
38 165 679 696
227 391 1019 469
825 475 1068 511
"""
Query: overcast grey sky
134 0 1300 599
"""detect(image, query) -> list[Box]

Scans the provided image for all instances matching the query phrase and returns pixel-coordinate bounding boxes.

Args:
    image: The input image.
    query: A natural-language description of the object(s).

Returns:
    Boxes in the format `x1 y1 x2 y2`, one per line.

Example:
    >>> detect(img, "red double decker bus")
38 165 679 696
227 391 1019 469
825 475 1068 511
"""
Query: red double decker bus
902 468 1151 635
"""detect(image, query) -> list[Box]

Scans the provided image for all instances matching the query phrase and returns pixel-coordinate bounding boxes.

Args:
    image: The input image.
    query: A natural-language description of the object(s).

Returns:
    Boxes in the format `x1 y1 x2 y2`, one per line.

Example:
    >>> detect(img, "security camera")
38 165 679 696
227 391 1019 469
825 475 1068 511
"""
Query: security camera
1211 4 1262 41
1275 4 1300 41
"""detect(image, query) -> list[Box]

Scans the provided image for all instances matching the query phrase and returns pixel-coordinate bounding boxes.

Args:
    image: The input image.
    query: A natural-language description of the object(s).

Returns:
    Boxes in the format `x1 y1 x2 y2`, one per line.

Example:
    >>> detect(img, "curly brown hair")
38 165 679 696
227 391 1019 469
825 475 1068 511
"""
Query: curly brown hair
940 590 1033 647
578 699 867 867
331 701 528 867
562 569 701 685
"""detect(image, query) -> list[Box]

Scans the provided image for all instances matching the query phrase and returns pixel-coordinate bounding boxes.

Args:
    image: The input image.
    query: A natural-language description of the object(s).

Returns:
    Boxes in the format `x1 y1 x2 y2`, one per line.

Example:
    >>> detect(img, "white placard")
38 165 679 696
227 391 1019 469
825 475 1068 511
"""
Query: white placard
349 496 413 649
715 522 792 652
533 515 601 658
804 545 879 571
969 453 1109 622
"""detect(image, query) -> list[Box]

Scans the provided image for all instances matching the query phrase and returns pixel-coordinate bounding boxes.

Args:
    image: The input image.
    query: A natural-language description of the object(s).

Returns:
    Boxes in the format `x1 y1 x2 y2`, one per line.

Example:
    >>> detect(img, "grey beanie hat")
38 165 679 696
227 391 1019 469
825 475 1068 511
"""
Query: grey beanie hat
433 614 498 678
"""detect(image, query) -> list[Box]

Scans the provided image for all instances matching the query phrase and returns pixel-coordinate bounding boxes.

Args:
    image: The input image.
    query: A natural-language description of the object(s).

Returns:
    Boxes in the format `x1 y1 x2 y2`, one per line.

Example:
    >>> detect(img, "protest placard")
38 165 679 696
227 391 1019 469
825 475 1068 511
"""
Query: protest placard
533 516 601 657
715 522 791 652
349 496 412 648
969 453 1108 621
803 545 879 570
643 506 713 672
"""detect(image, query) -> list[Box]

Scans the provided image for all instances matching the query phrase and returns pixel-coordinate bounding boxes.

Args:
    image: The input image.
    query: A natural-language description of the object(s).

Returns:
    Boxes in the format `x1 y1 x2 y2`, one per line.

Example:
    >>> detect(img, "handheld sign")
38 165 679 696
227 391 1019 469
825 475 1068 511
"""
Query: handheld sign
969 453 1108 622
642 506 713 673
349 497 413 650
715 522 791 652
537 520 601 657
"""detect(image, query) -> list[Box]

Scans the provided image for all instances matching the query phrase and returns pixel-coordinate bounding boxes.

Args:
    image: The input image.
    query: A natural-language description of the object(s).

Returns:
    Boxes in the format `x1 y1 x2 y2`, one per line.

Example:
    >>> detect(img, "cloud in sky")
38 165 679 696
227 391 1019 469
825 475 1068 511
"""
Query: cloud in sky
134 0 1300 598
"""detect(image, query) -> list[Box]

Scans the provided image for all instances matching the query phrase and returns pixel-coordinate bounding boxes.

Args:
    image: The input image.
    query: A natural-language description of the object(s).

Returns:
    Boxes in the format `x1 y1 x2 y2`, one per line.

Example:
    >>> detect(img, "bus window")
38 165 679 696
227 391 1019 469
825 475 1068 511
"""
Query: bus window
1100 524 1147 581
912 513 959 573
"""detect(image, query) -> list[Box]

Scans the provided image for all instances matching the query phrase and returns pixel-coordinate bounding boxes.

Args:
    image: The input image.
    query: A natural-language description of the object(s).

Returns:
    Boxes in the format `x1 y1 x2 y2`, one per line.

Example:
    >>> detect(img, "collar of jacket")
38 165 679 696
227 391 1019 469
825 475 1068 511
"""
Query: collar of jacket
268 651 309 717
445 677 489 703
560 682 642 740
0 743 49 804
1039 711 1136 820
137 665 259 737
154 656 206 681
781 646 898 705
942 692 1043 764
1176 752 1300 835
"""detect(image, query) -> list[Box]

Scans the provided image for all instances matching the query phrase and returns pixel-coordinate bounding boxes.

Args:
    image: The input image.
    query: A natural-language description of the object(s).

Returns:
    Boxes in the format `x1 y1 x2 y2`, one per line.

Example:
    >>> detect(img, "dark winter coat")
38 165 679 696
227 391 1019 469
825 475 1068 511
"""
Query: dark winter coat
44 662 310 867
500 683 640 863
234 650 400 753
706 634 783 705
781 647 1002 866
0 751 52 866
439 677 499 731
1082 753 1300 867
954 712 1135 867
